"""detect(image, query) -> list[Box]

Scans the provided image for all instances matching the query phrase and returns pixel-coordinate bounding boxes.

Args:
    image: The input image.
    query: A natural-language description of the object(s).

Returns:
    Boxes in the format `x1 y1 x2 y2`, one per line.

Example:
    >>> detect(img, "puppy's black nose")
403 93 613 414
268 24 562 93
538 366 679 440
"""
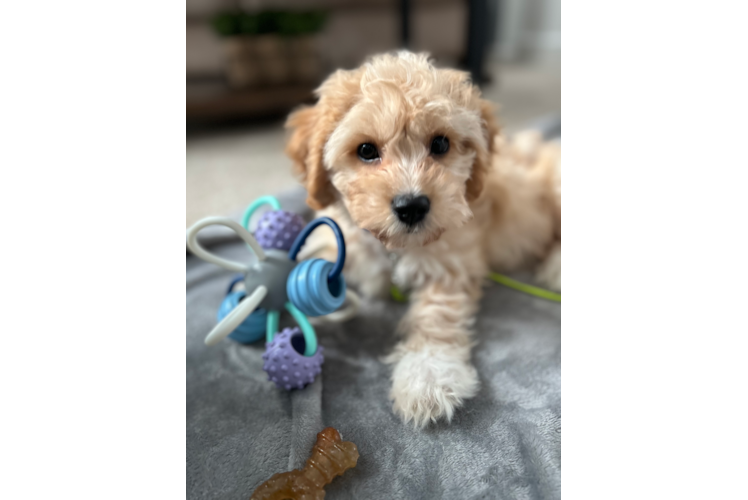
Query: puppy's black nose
392 194 430 226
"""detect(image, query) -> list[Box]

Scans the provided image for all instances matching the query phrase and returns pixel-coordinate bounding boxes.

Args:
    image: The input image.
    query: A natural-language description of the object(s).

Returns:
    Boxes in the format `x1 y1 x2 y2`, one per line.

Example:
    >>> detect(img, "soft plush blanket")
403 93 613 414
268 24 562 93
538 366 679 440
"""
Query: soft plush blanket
187 120 561 499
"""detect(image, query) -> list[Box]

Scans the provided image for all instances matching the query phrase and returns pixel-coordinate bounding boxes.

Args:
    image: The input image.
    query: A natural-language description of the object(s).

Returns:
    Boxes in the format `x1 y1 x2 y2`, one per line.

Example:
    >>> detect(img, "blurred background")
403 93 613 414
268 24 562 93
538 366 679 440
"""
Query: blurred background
186 0 560 226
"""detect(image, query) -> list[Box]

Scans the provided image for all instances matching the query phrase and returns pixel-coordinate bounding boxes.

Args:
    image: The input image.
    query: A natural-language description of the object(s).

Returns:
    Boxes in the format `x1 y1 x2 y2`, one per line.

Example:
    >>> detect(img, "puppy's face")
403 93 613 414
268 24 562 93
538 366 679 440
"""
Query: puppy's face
286 52 500 249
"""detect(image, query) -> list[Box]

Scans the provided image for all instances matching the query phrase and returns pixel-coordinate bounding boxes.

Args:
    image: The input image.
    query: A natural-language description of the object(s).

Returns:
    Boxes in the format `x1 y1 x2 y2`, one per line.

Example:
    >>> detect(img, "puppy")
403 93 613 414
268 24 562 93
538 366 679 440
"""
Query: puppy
285 51 560 427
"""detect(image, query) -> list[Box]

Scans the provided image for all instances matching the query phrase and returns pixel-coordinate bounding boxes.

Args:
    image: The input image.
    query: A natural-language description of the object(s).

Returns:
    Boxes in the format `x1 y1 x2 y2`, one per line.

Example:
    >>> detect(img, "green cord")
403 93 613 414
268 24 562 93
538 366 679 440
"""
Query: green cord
487 272 561 302
389 273 560 303
390 285 409 303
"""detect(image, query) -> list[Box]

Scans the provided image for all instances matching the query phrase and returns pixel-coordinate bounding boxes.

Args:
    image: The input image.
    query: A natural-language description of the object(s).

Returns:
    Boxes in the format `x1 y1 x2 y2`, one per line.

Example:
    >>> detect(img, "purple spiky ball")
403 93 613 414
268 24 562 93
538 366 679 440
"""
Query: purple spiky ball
253 210 305 251
262 327 324 391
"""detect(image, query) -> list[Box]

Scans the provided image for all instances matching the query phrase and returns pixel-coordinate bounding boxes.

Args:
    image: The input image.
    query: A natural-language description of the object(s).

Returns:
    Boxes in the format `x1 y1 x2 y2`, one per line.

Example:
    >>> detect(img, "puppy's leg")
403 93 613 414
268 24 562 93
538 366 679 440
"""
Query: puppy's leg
486 135 561 291
537 141 577 291
386 279 481 428
340 229 393 299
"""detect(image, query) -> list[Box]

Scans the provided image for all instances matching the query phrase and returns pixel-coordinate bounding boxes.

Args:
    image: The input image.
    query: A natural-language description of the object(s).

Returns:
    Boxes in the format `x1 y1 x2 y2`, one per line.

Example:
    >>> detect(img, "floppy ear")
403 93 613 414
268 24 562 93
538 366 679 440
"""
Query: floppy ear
285 105 337 210
465 100 501 202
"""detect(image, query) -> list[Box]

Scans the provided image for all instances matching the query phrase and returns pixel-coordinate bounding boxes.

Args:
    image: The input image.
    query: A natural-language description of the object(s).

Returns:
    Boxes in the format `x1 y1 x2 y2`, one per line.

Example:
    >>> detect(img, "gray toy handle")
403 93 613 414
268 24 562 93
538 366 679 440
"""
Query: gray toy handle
186 216 266 272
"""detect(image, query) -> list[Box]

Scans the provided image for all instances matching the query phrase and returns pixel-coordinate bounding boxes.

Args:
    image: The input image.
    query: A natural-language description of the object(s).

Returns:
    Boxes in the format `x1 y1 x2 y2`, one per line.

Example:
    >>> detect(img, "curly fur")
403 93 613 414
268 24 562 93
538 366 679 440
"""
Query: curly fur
286 52 561 428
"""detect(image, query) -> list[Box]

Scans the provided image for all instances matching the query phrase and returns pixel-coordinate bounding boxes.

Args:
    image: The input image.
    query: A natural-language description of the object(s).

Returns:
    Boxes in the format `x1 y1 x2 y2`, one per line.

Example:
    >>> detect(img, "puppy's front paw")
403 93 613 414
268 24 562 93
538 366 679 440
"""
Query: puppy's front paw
386 346 479 428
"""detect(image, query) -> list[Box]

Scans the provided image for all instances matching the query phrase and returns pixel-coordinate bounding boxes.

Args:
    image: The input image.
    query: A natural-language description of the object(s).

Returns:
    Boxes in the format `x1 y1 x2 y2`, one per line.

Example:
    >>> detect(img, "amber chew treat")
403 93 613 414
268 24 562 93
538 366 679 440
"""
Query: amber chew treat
250 427 359 500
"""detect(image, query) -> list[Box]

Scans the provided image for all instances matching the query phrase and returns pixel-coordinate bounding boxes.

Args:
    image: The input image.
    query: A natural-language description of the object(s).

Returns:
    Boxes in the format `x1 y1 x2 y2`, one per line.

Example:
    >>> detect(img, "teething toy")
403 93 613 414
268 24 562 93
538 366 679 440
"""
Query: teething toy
250 427 359 500
217 275 268 343
263 327 324 390
245 196 306 251
186 195 351 391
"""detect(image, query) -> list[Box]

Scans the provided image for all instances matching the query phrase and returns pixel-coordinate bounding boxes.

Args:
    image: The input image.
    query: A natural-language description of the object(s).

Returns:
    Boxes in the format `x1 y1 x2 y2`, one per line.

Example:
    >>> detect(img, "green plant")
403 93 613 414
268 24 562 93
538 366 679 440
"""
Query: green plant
211 12 259 36
239 14 259 35
212 12 243 37
211 10 327 38
277 11 327 37
256 11 279 35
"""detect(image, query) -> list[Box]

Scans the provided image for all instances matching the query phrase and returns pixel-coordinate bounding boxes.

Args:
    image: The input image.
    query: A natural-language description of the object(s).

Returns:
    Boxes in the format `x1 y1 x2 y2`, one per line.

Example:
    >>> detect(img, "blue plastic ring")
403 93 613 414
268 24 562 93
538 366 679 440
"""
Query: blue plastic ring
287 259 346 317
225 274 245 295
288 217 346 283
217 291 267 344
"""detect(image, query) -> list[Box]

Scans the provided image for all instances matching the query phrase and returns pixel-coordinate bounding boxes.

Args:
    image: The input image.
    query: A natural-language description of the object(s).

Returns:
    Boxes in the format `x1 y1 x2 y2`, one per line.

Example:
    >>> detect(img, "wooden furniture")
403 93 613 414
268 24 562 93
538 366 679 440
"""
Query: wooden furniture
187 82 314 120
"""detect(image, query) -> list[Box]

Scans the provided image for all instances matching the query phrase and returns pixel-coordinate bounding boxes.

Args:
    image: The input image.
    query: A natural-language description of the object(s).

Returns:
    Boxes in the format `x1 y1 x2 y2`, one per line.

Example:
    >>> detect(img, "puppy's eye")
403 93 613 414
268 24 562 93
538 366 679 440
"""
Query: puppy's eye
357 143 380 162
430 136 450 155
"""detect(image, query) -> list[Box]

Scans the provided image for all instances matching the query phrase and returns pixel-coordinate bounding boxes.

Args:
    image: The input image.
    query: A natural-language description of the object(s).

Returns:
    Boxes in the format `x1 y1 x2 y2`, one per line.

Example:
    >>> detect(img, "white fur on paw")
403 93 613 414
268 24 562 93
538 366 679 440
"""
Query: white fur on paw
386 346 479 428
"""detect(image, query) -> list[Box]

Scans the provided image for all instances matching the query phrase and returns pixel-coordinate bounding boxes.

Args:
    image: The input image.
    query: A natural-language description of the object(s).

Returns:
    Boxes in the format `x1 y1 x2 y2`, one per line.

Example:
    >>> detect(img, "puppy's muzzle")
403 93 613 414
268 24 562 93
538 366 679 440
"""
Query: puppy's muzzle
392 194 430 227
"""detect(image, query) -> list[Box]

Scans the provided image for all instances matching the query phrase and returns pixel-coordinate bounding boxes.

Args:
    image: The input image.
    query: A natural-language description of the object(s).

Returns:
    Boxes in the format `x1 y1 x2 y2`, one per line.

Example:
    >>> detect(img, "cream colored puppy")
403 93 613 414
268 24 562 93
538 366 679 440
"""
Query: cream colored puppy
285 51 561 428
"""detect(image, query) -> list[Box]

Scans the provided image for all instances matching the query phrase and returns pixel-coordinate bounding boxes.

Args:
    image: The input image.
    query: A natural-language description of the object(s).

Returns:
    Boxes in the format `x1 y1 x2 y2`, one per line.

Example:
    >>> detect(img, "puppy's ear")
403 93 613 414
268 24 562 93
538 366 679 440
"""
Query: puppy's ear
465 100 501 202
285 105 337 210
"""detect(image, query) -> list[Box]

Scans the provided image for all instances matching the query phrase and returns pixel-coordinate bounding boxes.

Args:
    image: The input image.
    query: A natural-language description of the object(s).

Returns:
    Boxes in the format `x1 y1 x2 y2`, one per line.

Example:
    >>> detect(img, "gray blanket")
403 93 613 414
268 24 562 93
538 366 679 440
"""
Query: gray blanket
187 187 560 499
